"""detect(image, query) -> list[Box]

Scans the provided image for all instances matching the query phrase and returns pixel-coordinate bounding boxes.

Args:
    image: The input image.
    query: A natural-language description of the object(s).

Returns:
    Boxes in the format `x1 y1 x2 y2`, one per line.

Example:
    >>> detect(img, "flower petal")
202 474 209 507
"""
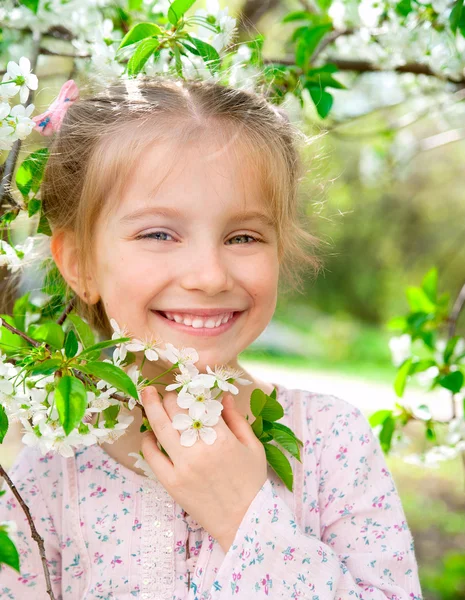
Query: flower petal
199 426 217 445
180 428 198 447
172 413 193 431
188 402 206 420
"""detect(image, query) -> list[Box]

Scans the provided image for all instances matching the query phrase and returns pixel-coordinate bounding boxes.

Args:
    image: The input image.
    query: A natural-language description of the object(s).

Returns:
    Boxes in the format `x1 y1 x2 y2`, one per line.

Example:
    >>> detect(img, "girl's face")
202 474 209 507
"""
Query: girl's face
90 133 280 373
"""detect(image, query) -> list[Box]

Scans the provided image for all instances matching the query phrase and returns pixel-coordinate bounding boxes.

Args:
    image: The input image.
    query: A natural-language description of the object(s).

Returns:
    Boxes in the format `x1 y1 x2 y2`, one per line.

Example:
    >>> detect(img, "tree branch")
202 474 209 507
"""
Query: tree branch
0 464 57 600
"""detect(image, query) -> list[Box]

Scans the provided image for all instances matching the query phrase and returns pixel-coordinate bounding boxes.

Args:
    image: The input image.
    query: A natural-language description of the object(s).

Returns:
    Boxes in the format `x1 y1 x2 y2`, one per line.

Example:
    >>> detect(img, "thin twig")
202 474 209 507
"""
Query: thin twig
56 297 76 326
0 464 57 600
0 320 42 347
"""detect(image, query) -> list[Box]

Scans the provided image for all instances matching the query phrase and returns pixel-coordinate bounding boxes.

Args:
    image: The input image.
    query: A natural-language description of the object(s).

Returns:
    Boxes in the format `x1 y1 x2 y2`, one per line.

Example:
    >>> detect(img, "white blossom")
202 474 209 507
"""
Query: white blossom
388 334 412 367
172 409 220 447
2 57 38 103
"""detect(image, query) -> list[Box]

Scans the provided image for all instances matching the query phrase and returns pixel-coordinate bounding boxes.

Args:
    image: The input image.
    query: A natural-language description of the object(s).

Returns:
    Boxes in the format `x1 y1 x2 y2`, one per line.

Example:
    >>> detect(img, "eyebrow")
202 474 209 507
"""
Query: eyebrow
119 206 276 229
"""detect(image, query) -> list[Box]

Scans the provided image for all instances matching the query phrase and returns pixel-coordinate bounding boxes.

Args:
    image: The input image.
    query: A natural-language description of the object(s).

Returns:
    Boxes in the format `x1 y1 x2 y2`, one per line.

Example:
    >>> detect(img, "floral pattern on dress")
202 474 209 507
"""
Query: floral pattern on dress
0 385 423 599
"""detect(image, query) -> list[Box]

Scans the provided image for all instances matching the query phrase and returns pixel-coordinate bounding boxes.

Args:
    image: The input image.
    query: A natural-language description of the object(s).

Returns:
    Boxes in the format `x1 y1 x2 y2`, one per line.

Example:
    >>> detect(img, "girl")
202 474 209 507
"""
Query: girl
0 76 423 599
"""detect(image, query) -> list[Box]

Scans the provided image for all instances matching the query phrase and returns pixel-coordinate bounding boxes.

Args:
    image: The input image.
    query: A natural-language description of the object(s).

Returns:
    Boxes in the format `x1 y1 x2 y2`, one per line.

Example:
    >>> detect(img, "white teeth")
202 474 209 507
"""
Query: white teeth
161 311 235 328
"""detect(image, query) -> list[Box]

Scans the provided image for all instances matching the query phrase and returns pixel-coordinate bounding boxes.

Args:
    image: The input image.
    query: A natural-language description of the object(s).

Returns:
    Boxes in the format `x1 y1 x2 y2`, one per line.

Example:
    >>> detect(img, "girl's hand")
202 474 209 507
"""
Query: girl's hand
140 386 268 552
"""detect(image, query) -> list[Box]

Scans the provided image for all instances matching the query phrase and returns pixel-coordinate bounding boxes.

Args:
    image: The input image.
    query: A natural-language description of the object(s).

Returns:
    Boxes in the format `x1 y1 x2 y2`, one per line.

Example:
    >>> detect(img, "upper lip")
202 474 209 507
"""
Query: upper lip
154 308 244 317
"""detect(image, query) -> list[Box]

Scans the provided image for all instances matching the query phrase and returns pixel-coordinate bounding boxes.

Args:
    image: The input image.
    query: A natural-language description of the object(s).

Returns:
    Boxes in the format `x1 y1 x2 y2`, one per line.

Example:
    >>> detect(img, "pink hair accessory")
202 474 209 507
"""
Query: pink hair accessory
32 79 79 136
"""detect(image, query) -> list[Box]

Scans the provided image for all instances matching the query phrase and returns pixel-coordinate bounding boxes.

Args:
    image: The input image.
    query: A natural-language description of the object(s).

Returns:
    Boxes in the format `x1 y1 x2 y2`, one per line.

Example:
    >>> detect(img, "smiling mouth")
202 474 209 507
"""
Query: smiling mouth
152 310 244 334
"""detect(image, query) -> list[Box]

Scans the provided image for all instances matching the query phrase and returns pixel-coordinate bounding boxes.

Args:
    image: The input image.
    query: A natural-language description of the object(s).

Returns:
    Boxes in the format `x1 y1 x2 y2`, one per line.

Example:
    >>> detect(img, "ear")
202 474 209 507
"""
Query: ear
50 229 100 304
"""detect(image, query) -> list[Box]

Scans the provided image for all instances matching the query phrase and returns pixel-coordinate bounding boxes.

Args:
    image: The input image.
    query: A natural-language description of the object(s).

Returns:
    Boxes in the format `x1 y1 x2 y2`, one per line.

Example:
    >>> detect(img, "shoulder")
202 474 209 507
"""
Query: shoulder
277 383 373 442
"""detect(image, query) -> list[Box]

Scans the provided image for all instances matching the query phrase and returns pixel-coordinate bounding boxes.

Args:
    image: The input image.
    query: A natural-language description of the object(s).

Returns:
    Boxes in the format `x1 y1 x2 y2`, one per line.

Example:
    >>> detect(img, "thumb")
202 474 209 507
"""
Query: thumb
221 393 254 446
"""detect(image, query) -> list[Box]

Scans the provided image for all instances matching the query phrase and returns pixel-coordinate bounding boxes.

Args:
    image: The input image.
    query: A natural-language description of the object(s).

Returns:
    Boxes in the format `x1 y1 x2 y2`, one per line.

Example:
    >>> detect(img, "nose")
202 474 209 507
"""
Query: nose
179 242 234 295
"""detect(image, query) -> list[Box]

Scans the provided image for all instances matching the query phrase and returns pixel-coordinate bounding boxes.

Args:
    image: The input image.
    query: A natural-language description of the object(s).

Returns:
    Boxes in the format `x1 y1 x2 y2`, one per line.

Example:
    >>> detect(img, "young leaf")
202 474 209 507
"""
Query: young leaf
444 336 461 365
27 358 62 376
117 22 162 51
55 376 88 436
77 361 139 399
64 329 79 359
12 292 31 332
103 404 121 427
368 409 392 428
394 357 412 397
186 37 221 73
307 86 333 118
260 396 284 422
67 313 95 348
378 414 396 453
168 0 197 25
267 427 301 461
0 405 9 443
250 388 267 417
263 420 304 446
438 371 464 394
422 267 438 303
295 24 332 69
263 442 294 492
79 337 131 358
15 148 49 199
0 531 20 572
450 0 464 34
29 322 65 349
0 314 27 354
251 415 263 437
127 37 160 77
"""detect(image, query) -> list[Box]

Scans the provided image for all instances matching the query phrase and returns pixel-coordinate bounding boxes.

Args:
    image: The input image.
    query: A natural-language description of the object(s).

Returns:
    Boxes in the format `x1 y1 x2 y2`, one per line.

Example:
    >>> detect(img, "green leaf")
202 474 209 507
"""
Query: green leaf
12 292 31 332
282 10 314 23
0 405 9 444
406 286 436 313
251 415 263 437
27 358 62 376
127 37 160 77
168 0 198 25
450 0 464 34
316 0 332 11
64 329 79 359
368 409 392 428
306 71 346 89
55 376 87 436
295 24 332 69
37 207 52 236
128 0 143 9
422 267 438 303
185 36 221 73
270 387 277 400
410 359 436 374
444 336 461 364
0 314 27 354
259 431 273 443
438 371 464 394
0 531 20 572
67 313 95 348
264 421 304 446
103 404 121 426
260 396 284 422
15 148 49 199
307 86 333 118
378 415 396 453
267 427 301 461
394 357 412 397
19 0 39 13
79 337 131 358
117 22 162 51
263 443 294 492
29 322 65 349
28 197 41 218
250 388 267 417
386 315 407 331
77 361 138 400
395 0 413 16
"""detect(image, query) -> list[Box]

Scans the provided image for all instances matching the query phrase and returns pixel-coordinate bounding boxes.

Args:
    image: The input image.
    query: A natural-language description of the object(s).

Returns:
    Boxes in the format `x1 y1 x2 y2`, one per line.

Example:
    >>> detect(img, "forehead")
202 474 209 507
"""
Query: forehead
105 124 273 224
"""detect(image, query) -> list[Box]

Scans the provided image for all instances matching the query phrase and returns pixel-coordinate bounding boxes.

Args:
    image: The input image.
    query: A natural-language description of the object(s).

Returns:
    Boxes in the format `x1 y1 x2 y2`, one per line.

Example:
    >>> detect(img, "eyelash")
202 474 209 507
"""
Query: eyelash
136 231 262 244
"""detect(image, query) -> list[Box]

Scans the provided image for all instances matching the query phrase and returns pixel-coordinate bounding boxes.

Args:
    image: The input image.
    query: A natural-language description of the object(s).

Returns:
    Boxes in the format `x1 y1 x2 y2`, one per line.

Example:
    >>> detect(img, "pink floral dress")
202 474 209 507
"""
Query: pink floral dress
0 383 423 599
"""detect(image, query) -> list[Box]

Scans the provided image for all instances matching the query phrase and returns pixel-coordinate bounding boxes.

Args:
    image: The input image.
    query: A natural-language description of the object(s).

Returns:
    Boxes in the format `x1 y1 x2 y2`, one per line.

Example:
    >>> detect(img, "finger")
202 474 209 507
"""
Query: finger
140 430 174 485
221 393 255 446
140 386 181 459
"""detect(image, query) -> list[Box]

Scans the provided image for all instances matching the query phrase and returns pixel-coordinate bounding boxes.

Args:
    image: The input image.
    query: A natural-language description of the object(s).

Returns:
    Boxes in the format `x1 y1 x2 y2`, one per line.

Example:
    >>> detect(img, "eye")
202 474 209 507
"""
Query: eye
136 231 174 241
227 234 261 245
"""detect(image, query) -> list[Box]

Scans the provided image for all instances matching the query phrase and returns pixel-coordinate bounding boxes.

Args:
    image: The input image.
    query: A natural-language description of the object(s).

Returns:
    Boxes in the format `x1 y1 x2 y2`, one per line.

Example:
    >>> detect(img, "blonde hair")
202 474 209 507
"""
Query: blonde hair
41 75 323 339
